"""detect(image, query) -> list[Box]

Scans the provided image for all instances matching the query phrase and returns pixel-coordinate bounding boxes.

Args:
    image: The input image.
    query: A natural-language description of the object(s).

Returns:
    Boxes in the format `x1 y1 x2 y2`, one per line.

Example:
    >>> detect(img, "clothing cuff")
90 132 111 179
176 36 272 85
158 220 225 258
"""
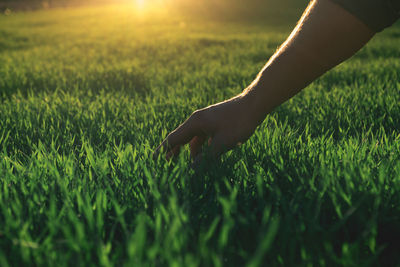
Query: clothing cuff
330 0 400 32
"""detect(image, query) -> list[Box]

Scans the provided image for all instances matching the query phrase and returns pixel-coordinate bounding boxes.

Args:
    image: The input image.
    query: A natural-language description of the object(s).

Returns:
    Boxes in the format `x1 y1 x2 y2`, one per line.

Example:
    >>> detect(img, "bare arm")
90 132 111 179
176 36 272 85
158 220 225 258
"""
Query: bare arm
244 0 374 121
155 0 375 161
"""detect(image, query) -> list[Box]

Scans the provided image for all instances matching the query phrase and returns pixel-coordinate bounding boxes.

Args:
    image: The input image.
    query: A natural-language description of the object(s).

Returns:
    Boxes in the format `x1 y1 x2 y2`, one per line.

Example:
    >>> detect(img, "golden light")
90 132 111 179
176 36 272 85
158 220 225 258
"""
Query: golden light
135 0 146 10
131 0 172 20
133 0 169 15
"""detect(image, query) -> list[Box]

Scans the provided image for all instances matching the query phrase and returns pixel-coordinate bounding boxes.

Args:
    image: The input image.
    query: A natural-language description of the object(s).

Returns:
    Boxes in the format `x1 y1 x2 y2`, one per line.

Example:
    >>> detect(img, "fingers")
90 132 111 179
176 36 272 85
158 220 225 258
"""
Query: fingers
154 111 204 159
166 145 180 161
191 134 234 169
209 133 235 158
191 153 203 170
189 135 207 158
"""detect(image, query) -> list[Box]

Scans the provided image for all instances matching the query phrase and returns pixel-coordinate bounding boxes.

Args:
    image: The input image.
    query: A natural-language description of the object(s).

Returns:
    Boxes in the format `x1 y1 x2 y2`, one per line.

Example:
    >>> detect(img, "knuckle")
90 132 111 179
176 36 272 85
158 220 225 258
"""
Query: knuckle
166 133 175 144
167 131 177 140
190 110 204 122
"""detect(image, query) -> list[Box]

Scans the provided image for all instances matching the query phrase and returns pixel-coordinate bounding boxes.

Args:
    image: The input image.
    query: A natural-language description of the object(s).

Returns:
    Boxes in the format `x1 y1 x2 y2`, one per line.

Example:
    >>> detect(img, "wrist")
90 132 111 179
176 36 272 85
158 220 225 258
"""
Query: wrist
239 84 270 126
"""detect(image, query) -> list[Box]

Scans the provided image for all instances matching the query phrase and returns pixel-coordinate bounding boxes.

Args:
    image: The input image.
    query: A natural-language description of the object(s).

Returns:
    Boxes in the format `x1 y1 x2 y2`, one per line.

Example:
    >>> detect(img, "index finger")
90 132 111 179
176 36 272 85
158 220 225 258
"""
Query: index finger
153 112 204 158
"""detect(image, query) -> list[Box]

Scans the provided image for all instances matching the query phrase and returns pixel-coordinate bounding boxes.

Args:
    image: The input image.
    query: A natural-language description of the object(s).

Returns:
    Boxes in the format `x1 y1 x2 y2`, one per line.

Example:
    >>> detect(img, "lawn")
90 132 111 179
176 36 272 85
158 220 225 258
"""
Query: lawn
0 2 399 266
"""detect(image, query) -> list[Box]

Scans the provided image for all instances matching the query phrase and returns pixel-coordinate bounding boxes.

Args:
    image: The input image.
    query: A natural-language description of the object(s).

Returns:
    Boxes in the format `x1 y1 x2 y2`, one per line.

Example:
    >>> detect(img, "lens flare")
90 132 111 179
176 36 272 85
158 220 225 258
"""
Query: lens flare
135 0 145 9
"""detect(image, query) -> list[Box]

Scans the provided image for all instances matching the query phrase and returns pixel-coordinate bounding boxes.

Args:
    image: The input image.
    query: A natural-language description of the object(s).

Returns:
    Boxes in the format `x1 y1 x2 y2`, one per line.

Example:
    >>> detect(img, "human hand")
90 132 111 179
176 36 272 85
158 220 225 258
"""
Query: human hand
154 93 264 162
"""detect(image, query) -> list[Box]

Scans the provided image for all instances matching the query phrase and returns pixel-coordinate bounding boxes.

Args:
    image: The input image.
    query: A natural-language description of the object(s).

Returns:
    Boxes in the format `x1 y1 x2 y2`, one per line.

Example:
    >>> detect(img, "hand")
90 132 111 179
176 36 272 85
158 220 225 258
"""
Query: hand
154 93 264 162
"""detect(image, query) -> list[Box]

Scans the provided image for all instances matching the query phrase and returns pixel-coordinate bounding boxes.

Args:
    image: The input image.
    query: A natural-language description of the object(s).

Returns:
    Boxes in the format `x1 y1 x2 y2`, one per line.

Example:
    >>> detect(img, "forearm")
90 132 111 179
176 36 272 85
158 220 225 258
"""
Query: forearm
243 0 375 122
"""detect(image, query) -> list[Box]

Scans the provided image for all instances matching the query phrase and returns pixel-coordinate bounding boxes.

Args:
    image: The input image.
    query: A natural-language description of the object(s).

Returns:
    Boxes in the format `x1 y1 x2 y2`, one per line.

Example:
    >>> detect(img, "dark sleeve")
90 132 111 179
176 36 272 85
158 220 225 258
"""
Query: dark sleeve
330 0 400 32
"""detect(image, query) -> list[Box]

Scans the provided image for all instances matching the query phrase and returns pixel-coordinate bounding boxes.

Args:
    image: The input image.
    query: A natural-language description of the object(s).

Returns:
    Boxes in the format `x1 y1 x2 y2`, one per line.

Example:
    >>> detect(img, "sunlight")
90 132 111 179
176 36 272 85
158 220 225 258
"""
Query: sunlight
132 0 170 18
133 0 167 14
135 0 146 10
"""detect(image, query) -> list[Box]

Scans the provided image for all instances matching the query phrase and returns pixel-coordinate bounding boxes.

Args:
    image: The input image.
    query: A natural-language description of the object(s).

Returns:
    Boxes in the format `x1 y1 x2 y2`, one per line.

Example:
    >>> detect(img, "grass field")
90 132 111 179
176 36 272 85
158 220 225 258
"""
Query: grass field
0 2 400 266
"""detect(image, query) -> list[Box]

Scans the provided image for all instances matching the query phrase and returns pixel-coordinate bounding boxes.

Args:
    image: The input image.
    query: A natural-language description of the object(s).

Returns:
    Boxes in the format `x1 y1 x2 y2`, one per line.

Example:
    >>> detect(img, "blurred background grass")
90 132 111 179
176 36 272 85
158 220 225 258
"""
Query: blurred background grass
1 0 308 20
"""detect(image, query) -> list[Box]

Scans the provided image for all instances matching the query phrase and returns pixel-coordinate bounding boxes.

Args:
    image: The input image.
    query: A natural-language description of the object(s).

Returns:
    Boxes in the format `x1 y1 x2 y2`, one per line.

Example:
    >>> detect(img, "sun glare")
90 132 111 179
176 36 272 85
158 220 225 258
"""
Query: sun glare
132 0 169 17
133 0 167 14
135 0 145 9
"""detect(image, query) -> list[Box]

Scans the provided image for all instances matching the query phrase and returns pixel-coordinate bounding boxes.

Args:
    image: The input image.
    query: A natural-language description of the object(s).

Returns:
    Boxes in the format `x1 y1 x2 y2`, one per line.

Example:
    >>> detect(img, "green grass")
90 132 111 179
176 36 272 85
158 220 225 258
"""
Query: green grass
1 3 400 266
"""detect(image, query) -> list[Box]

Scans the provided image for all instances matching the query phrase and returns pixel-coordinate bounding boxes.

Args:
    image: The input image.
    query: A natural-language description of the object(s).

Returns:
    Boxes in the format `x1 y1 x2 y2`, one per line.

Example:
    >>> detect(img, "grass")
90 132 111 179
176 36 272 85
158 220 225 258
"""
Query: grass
0 3 400 266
